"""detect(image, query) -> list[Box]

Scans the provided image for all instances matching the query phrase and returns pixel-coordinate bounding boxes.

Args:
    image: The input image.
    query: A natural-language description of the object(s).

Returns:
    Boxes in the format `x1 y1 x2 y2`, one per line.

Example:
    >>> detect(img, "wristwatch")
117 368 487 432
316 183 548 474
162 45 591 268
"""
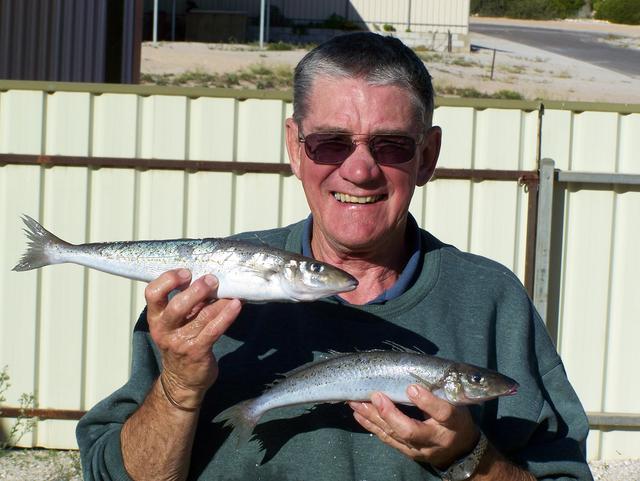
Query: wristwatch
433 431 488 481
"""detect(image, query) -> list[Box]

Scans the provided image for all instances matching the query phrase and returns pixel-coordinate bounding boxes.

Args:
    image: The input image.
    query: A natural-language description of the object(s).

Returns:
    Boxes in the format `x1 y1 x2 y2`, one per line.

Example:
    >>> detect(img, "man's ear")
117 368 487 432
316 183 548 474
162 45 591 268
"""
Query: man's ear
416 126 441 186
285 118 303 180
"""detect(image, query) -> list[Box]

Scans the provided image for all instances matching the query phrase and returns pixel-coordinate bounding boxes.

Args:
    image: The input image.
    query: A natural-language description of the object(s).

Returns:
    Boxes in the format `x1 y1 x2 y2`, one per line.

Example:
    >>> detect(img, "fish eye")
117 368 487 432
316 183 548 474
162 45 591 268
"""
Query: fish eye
309 262 324 274
469 372 485 384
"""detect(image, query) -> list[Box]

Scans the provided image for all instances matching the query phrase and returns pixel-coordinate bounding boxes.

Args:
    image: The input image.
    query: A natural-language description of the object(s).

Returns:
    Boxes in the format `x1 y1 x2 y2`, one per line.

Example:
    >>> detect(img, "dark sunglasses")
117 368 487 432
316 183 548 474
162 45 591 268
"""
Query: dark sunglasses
298 131 422 166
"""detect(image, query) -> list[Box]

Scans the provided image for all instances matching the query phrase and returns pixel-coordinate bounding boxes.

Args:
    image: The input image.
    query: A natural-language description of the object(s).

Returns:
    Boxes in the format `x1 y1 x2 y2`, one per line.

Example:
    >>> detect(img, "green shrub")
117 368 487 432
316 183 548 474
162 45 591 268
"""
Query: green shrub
471 0 585 19
382 23 396 32
0 366 38 449
266 41 295 51
594 0 640 24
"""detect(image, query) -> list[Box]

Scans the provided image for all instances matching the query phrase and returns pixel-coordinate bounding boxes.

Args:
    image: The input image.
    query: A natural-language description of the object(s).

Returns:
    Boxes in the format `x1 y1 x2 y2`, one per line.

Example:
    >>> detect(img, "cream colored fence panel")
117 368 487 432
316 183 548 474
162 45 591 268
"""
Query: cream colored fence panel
87 95 139 408
45 93 91 156
38 167 89 448
234 99 284 233
187 97 237 237
1 85 639 457
602 189 640 459
0 165 41 447
0 90 43 154
472 109 535 278
0 89 44 446
93 94 139 158
542 109 640 460
422 107 475 249
85 169 137 408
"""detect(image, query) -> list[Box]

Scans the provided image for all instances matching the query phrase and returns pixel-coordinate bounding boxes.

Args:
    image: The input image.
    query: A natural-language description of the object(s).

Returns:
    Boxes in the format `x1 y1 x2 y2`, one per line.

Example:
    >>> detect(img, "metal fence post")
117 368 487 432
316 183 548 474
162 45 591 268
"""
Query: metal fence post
533 158 555 329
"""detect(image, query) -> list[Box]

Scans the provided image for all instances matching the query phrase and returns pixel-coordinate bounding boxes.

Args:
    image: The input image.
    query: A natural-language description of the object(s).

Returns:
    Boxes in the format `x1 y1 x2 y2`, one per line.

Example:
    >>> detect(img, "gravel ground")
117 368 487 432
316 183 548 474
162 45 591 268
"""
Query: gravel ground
0 449 639 480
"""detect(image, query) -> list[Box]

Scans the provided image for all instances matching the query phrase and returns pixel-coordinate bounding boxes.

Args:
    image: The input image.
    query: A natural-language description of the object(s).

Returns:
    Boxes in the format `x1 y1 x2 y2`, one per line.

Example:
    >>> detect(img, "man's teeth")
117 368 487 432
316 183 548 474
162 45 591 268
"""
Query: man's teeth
333 192 382 204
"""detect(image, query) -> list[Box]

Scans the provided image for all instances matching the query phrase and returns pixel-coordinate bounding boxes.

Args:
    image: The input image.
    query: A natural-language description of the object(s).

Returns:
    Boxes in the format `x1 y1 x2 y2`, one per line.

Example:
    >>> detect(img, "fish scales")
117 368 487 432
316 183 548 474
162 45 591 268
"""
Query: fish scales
13 215 357 302
214 350 519 445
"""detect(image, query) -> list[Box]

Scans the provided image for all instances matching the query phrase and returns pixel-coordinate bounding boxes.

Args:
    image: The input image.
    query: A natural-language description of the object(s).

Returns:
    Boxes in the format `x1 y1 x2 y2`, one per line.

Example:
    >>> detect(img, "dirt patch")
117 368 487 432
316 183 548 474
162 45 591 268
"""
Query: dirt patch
140 18 640 104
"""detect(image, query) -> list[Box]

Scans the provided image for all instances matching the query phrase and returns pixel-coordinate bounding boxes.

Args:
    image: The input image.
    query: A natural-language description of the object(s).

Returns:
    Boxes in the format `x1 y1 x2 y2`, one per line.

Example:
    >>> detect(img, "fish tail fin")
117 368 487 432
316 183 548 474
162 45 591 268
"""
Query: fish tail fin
213 399 261 446
12 215 71 271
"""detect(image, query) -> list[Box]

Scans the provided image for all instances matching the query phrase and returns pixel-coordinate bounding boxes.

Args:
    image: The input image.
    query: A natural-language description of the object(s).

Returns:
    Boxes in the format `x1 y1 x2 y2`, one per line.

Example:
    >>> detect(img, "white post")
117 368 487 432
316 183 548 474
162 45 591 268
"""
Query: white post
153 0 158 45
259 0 265 49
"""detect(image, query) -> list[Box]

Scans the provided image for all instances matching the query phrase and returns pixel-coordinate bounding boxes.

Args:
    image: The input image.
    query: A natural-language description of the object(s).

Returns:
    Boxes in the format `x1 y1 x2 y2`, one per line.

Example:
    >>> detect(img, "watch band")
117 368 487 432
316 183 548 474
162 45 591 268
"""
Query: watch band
435 431 488 481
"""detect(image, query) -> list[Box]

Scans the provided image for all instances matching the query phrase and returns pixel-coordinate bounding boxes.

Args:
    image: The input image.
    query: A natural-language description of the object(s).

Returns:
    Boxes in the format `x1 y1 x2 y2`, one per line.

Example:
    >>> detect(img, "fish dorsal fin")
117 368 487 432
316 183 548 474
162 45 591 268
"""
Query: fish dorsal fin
326 349 347 356
382 340 425 354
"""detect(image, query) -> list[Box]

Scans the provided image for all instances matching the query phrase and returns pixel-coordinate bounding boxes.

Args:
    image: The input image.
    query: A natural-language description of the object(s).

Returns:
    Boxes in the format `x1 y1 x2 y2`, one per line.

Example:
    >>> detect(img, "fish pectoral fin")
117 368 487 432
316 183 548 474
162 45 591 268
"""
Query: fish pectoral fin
234 265 279 281
409 372 437 391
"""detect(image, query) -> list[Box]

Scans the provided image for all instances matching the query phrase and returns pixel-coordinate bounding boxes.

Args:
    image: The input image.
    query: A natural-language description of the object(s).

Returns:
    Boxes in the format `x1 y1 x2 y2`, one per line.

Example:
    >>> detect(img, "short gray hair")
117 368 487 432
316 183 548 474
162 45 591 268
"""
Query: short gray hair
292 32 435 128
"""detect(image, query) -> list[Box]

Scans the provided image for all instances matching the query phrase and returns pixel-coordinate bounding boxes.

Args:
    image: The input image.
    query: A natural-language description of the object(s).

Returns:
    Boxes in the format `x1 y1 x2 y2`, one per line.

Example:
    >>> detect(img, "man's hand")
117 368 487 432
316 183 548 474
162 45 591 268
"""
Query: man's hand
145 268 242 410
348 384 479 469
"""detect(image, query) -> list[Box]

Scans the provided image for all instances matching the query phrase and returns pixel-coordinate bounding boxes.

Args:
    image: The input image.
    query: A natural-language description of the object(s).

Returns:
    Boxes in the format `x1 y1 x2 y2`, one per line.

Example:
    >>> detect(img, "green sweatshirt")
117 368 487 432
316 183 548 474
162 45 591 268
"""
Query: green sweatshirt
76 220 594 481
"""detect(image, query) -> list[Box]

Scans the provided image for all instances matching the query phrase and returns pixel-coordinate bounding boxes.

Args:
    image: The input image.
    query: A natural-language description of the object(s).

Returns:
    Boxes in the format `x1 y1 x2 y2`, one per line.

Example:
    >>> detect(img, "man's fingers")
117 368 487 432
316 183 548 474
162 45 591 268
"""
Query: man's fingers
348 400 392 433
186 297 243 348
371 392 431 447
407 384 456 424
351 401 425 459
160 274 219 330
145 269 192 315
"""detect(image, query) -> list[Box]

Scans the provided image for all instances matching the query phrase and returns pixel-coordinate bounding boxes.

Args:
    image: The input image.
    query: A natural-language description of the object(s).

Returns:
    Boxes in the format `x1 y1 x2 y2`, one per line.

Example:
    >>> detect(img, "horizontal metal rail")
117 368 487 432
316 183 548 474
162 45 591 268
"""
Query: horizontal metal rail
587 412 640 430
0 153 293 175
557 171 640 186
0 154 538 183
1 407 639 431
1 407 86 421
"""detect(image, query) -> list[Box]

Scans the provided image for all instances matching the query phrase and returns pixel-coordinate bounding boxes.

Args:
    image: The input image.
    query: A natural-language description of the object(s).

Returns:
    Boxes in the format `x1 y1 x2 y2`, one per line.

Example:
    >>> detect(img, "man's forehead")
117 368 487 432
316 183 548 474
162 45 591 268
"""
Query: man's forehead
303 77 422 130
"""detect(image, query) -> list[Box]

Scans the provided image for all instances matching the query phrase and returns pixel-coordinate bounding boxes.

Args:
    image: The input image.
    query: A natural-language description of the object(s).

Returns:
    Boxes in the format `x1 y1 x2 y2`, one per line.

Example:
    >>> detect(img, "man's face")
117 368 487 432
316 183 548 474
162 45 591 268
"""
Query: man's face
286 76 441 255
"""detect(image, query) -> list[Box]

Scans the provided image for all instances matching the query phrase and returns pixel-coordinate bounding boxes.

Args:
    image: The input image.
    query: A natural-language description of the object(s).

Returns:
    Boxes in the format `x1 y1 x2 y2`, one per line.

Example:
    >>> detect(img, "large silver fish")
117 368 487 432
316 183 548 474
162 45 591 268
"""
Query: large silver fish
12 215 358 302
215 349 519 444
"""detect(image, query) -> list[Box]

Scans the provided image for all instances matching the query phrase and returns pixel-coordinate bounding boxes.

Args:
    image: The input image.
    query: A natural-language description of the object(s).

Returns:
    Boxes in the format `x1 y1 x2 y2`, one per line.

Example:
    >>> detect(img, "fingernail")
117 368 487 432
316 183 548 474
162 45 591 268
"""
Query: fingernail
407 385 419 399
371 393 382 408
203 274 217 287
348 401 366 412
178 268 191 280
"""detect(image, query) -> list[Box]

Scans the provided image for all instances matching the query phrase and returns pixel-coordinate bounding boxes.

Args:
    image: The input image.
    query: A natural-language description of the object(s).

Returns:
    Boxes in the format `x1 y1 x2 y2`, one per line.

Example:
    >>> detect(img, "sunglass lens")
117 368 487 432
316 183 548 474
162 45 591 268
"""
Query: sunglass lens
304 134 353 164
370 136 416 165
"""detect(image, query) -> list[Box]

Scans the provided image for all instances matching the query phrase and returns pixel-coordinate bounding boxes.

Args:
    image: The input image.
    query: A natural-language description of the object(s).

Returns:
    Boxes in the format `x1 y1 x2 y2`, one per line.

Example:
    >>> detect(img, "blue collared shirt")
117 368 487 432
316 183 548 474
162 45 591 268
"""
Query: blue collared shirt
301 214 422 304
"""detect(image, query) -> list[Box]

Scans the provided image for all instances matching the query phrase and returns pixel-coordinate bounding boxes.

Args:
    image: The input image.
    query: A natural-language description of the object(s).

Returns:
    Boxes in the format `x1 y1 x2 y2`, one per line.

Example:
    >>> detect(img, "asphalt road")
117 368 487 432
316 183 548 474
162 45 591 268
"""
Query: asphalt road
470 23 640 78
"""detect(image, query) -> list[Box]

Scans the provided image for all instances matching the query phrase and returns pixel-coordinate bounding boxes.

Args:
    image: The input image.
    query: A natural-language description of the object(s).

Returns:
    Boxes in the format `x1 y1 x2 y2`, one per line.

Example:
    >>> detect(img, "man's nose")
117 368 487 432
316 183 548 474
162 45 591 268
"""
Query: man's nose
338 141 381 184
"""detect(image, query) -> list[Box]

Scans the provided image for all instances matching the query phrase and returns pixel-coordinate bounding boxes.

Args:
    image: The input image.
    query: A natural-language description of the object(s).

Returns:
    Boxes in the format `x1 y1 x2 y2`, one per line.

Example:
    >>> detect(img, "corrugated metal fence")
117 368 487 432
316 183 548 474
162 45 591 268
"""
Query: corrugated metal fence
0 81 638 460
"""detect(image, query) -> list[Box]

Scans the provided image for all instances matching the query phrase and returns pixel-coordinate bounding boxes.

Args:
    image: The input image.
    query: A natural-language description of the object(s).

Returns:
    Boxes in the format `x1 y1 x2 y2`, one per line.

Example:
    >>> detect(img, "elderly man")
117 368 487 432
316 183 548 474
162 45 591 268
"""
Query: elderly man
77 33 593 481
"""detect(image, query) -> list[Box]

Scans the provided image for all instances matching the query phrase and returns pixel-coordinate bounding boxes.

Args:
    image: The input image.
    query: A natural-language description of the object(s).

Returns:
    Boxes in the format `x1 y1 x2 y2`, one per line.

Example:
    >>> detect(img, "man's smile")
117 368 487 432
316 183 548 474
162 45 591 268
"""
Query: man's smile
332 192 385 204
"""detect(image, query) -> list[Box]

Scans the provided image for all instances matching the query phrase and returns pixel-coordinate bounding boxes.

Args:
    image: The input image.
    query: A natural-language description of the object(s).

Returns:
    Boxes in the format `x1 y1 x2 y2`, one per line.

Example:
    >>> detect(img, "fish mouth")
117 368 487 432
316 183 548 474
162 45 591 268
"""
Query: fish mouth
506 384 519 396
341 276 359 292
332 192 385 204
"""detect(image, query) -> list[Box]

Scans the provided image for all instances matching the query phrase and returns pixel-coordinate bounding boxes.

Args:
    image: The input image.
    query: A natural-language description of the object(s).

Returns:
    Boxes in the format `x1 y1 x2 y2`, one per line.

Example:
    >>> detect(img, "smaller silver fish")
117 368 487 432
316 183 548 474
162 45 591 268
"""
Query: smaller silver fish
12 215 358 302
214 349 519 444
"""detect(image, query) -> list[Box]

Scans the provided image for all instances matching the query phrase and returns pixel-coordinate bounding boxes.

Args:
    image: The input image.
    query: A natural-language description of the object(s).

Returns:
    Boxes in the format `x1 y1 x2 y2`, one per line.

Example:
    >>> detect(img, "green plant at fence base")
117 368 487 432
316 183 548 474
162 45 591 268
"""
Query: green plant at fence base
437 85 525 100
0 366 38 449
